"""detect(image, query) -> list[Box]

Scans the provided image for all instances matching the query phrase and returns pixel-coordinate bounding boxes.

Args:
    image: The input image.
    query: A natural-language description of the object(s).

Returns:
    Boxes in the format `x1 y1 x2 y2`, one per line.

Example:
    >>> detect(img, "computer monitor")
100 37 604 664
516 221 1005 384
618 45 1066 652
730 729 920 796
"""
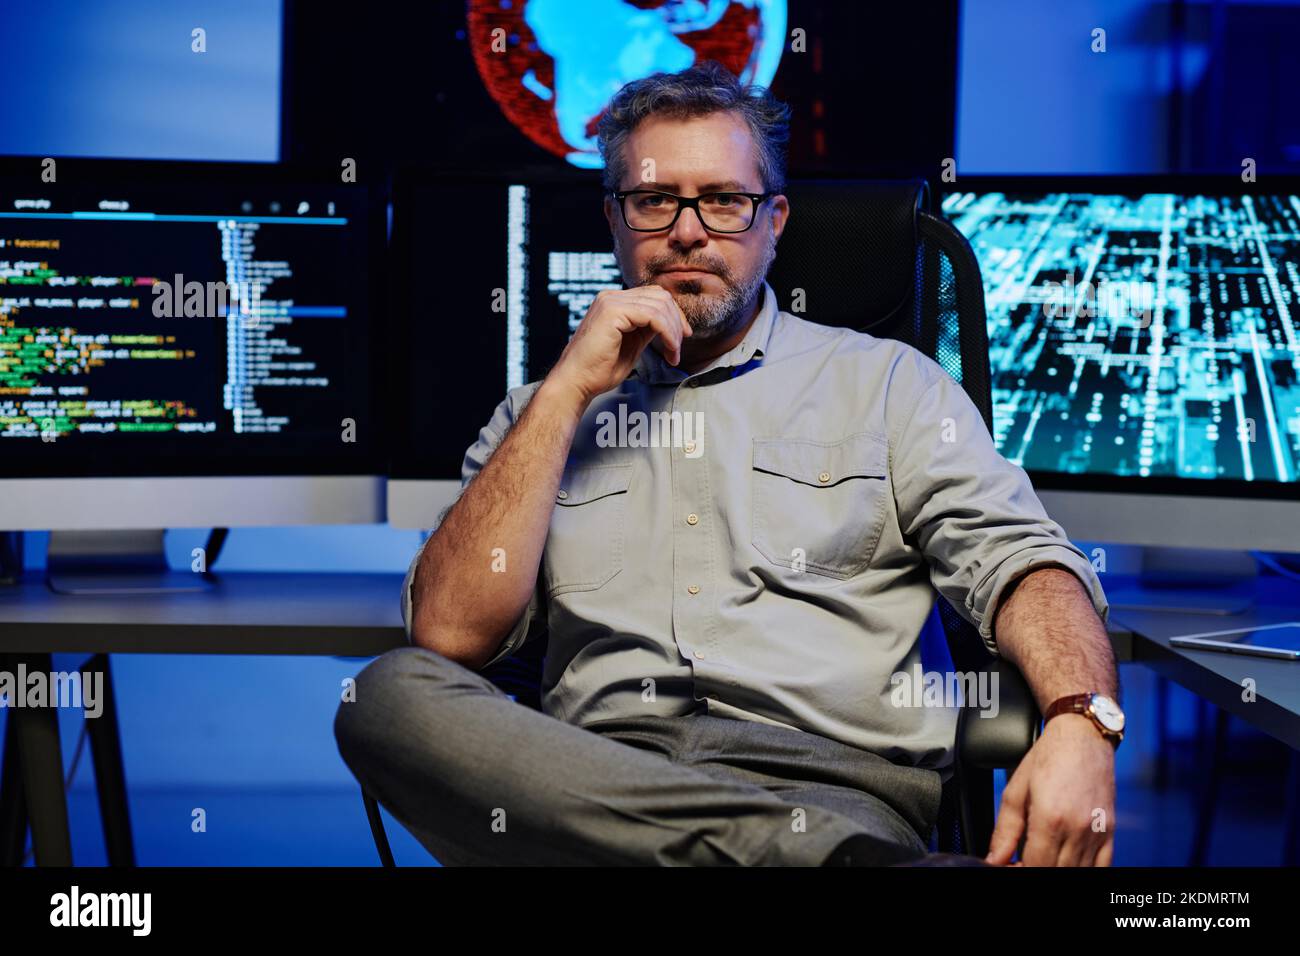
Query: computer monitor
387 170 619 528
0 158 387 588
942 176 1300 552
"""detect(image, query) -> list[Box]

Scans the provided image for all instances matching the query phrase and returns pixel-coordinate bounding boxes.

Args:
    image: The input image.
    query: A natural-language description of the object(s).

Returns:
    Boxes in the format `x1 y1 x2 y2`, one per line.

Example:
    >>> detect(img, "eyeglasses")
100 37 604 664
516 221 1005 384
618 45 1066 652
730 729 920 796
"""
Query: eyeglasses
611 189 774 234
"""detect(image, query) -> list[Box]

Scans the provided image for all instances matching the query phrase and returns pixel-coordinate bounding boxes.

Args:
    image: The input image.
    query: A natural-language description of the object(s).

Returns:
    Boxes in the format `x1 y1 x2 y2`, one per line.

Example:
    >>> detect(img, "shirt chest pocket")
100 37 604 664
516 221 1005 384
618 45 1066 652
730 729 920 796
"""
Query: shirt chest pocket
751 432 891 580
544 462 635 596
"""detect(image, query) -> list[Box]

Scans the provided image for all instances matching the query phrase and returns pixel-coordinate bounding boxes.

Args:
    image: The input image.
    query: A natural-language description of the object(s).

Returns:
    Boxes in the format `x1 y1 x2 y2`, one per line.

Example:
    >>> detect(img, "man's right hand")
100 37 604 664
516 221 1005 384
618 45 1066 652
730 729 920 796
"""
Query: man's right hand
546 285 692 406
408 286 688 661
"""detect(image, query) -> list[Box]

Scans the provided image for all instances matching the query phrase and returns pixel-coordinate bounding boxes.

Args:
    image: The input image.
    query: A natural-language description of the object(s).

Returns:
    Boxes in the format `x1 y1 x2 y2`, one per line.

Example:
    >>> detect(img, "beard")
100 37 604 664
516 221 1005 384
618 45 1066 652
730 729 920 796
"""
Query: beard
616 228 777 341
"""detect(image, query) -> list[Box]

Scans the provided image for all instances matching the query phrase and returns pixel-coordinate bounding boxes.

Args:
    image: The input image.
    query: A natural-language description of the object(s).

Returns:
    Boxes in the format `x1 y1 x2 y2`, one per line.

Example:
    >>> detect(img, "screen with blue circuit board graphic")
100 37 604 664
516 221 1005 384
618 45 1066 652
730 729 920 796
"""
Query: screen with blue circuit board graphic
943 187 1300 488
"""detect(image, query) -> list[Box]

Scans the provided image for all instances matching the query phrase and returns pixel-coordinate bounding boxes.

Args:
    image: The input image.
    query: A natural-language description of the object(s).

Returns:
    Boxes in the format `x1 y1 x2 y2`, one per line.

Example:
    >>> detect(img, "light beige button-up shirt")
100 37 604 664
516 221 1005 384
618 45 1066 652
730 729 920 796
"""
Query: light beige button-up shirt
402 281 1108 772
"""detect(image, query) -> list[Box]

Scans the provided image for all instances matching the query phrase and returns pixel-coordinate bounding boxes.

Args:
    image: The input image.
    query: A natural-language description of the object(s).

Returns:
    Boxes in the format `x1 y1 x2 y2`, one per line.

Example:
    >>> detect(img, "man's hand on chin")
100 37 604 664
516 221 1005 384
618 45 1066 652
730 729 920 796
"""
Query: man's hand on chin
984 712 1116 866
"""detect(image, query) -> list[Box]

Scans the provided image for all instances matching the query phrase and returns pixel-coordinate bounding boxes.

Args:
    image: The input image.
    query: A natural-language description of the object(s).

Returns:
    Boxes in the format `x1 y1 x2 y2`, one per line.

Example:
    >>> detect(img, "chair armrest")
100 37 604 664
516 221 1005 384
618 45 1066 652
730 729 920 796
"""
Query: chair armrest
956 657 1041 772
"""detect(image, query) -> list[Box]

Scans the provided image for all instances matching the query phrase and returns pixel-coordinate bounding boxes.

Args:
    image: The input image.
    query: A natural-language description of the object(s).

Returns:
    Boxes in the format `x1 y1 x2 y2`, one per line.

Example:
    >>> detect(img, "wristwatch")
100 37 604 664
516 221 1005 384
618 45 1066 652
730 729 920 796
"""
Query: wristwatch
1044 693 1125 750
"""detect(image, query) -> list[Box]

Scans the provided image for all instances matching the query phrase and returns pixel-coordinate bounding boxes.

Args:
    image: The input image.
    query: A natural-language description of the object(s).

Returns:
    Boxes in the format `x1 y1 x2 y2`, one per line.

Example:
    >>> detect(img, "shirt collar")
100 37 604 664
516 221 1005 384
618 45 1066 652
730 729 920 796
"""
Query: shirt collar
632 280 779 386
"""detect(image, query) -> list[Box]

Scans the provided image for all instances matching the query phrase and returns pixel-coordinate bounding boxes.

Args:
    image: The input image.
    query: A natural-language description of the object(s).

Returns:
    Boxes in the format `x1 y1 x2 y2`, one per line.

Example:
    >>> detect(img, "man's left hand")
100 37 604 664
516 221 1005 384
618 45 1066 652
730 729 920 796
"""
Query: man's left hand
984 713 1116 866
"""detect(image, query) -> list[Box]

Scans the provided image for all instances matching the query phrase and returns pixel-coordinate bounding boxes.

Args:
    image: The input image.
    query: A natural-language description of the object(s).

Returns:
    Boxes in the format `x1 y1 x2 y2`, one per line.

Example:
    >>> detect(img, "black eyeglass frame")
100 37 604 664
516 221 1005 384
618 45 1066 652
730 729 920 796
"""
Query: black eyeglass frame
610 188 776 233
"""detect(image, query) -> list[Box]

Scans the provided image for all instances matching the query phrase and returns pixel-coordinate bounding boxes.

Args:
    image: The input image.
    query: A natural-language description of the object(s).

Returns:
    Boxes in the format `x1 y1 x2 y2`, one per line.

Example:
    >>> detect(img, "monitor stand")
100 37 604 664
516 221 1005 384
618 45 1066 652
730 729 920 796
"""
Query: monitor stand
1104 547 1255 615
46 530 213 595
0 531 24 585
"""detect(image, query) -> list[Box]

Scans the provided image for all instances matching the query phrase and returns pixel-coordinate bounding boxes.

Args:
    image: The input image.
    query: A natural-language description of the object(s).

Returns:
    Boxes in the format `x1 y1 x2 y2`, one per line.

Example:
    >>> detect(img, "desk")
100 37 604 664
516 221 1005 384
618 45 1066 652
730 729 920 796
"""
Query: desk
0 571 409 657
2 570 1292 867
1109 576 1300 865
1108 576 1300 751
0 571 409 866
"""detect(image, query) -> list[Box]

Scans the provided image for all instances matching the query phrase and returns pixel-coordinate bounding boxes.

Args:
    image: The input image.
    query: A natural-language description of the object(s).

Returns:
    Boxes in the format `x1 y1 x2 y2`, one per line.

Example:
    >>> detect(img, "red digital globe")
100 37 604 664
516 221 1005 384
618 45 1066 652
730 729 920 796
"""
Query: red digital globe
465 0 787 168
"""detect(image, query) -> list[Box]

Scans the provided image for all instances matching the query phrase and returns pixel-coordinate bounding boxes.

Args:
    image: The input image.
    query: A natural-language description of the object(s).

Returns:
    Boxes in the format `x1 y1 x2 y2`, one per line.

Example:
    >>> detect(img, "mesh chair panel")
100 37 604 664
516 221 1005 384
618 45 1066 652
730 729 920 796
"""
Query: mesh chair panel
916 211 994 432
766 180 927 329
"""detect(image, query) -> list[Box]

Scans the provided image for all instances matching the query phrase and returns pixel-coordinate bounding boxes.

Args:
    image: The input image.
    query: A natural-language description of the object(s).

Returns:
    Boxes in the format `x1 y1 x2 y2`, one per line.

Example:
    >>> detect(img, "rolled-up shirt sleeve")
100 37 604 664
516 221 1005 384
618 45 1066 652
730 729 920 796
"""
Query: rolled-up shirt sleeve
400 384 547 666
889 357 1109 655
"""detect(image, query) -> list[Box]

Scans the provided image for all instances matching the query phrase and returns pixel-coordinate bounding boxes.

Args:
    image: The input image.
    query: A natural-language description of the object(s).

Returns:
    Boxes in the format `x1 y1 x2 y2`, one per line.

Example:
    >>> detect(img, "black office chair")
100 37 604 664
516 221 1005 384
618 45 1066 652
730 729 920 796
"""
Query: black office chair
363 179 1041 865
763 179 1041 857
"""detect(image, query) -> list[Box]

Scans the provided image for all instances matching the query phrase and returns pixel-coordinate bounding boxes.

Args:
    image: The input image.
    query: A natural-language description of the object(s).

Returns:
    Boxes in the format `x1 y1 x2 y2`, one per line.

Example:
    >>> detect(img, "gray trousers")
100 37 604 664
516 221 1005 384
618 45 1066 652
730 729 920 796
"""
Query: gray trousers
334 646 943 866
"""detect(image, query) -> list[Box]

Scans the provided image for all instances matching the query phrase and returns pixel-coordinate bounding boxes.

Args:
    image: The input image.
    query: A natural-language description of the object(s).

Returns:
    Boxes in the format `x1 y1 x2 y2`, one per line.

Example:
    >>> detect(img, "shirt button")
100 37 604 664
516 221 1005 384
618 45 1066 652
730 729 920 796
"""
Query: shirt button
818 472 831 483
694 650 706 660
687 585 700 595
686 513 699 525
557 489 568 499
683 440 696 454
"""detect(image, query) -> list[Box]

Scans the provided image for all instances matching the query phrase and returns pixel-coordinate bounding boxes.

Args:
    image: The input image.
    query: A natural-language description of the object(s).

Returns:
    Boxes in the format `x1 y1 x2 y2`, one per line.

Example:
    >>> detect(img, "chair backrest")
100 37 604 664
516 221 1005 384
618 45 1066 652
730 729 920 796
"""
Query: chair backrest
766 178 992 424
766 178 996 677
765 179 1005 857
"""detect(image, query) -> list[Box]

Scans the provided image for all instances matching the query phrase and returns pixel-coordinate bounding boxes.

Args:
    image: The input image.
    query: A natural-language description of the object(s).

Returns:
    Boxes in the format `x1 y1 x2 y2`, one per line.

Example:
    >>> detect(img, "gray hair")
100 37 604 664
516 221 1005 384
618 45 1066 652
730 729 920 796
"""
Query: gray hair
596 60 791 194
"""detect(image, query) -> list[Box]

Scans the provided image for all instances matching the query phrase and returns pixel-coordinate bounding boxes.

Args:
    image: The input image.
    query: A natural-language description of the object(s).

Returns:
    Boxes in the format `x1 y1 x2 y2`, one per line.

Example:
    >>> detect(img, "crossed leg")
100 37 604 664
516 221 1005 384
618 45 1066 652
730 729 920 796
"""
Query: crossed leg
335 646 932 866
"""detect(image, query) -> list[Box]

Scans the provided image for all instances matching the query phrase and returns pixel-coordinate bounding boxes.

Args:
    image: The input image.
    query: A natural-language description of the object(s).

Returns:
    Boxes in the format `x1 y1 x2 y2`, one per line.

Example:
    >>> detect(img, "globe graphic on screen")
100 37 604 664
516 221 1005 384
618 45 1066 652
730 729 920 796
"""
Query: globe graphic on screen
466 0 787 168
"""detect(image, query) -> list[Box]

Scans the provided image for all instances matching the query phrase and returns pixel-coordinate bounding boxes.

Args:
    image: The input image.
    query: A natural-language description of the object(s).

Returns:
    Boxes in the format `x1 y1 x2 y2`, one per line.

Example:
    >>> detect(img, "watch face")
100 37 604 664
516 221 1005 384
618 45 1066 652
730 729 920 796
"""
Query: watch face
1090 694 1126 733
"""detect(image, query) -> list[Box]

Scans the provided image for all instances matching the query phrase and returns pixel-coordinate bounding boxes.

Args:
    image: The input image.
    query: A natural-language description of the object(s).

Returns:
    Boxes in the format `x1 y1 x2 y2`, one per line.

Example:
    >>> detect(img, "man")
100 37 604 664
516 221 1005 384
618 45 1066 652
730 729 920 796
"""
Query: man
336 61 1120 866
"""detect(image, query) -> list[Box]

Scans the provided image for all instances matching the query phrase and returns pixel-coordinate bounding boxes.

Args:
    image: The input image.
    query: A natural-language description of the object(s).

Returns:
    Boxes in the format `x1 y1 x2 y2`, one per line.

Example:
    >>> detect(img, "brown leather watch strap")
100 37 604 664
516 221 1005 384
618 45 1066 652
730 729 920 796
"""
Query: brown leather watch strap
1044 692 1093 721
